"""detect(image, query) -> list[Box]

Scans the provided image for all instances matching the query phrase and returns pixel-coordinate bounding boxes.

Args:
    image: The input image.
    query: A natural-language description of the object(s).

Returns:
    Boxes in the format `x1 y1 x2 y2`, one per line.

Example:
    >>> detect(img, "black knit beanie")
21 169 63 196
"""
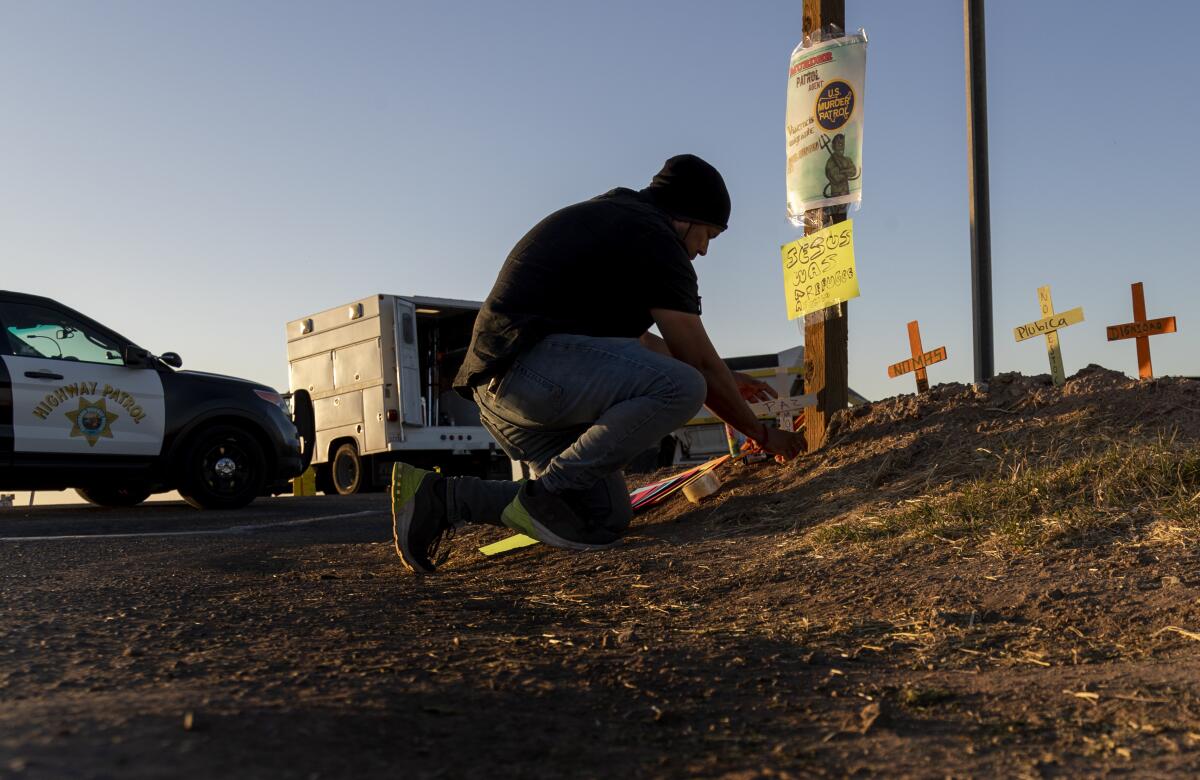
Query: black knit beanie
641 154 731 230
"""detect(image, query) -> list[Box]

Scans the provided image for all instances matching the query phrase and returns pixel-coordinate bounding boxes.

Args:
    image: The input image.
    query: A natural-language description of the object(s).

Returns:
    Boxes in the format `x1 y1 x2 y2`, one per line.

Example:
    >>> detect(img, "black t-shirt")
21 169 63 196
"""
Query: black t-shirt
454 188 700 393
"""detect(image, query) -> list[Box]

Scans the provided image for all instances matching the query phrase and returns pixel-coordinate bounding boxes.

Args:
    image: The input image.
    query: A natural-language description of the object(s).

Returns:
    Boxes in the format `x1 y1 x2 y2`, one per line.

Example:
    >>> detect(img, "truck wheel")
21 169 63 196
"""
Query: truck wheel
178 425 266 510
75 486 152 508
330 443 363 495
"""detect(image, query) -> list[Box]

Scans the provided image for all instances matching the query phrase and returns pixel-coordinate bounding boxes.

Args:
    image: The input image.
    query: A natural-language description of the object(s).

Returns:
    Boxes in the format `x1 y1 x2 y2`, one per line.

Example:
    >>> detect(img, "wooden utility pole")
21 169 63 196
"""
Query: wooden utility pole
801 0 848 452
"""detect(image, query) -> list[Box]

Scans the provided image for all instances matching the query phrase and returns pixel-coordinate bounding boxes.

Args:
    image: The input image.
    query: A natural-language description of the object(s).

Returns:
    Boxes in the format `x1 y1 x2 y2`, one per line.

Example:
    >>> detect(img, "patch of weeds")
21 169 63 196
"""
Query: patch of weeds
810 434 1200 551
808 515 906 546
899 685 955 709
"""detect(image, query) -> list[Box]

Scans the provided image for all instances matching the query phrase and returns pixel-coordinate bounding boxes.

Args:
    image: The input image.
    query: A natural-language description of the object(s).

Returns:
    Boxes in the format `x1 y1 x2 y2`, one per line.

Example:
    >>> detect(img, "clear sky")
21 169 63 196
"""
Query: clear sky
3 1 1198 403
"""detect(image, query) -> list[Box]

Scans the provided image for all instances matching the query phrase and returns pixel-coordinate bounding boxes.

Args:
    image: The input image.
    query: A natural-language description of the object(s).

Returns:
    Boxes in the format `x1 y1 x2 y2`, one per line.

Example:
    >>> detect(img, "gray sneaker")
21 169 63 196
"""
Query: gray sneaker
500 480 622 551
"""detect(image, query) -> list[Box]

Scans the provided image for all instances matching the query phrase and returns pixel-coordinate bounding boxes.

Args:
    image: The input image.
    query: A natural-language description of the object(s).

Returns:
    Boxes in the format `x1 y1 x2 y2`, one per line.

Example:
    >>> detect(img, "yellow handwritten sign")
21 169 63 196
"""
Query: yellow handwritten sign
1012 307 1085 343
781 220 859 319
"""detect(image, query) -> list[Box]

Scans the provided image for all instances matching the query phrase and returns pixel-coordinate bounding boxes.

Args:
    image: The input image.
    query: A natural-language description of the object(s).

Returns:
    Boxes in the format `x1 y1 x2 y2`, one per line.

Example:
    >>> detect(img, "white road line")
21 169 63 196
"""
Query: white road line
0 510 381 542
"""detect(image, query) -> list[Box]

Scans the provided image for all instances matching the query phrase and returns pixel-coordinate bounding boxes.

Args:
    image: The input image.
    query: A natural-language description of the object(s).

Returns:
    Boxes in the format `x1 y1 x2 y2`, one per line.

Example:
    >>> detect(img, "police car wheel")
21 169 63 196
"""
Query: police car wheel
331 443 362 495
75 486 153 508
179 424 267 510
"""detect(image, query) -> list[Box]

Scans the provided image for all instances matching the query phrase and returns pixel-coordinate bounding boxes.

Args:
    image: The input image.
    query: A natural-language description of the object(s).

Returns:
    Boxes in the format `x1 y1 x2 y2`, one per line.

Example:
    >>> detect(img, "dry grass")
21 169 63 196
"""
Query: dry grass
809 433 1200 551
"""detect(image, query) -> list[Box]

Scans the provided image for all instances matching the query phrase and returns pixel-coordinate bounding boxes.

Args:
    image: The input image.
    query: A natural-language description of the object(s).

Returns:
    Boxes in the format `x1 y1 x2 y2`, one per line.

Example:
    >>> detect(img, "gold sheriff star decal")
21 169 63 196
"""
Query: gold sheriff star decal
64 397 119 446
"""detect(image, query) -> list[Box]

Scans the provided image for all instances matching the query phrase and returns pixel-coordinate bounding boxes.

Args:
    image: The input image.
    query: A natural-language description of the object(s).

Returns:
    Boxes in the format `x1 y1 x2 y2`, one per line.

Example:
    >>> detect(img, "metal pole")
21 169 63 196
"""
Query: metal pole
964 0 993 384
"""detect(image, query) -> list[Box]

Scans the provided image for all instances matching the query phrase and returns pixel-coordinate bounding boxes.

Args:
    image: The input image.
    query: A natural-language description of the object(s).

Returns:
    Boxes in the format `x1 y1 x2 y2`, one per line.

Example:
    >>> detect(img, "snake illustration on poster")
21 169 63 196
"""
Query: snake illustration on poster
785 30 868 224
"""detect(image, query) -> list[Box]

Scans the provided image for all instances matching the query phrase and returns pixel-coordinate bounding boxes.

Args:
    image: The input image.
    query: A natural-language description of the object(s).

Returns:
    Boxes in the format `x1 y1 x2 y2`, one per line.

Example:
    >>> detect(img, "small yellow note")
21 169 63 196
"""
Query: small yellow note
479 534 539 556
781 220 860 320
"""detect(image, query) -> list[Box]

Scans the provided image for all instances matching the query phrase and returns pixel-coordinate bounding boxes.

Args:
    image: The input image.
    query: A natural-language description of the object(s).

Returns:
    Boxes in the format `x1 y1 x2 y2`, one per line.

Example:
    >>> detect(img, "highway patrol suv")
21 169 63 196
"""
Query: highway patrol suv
0 291 307 509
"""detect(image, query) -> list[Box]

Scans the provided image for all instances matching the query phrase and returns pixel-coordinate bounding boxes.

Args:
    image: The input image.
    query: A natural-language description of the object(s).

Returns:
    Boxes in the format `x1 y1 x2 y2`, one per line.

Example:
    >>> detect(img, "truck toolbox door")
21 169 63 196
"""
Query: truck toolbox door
394 298 423 425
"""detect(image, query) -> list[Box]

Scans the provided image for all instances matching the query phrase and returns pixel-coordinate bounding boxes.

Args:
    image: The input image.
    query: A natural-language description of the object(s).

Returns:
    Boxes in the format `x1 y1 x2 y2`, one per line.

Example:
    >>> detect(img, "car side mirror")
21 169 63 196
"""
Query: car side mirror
123 346 154 368
160 351 183 369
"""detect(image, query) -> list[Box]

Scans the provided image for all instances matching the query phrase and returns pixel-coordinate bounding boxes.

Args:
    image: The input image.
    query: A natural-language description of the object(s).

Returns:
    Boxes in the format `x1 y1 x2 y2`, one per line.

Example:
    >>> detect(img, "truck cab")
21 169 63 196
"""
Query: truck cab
286 294 509 494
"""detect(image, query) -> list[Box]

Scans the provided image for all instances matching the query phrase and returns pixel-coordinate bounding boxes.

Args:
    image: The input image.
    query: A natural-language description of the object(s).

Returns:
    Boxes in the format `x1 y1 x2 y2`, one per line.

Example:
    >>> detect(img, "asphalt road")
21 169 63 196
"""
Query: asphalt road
0 494 415 780
0 494 387 544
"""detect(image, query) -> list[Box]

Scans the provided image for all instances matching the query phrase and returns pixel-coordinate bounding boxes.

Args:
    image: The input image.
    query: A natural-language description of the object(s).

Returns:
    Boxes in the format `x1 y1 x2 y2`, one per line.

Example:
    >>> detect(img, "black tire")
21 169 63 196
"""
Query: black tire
178 424 267 510
330 443 363 495
75 486 152 508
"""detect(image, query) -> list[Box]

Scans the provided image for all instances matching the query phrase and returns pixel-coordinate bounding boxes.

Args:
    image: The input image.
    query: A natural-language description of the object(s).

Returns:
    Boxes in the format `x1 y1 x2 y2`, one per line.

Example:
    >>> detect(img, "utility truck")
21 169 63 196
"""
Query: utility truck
286 295 510 495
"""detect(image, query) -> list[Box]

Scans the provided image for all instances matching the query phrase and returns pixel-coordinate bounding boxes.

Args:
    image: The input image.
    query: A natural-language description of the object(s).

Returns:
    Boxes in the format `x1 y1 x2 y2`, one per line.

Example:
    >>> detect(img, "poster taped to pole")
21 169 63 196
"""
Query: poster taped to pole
785 31 867 224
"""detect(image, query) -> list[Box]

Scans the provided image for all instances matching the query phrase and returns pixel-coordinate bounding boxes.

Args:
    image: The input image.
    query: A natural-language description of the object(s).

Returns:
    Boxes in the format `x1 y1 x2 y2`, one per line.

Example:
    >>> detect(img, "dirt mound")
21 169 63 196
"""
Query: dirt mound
835 364 1200 460
645 366 1200 539
612 367 1200 773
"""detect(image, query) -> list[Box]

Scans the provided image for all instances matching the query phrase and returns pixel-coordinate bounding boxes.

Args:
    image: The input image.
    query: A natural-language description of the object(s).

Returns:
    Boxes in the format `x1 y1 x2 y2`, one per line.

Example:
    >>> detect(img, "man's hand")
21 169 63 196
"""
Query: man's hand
732 372 777 403
756 426 805 461
727 373 806 460
648 310 806 463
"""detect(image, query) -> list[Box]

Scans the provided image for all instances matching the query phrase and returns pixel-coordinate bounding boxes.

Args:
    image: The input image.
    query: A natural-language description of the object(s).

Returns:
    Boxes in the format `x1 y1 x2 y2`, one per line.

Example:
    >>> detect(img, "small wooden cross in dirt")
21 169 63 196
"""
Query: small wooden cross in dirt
1106 282 1176 379
1013 285 1084 386
758 393 817 429
886 320 947 394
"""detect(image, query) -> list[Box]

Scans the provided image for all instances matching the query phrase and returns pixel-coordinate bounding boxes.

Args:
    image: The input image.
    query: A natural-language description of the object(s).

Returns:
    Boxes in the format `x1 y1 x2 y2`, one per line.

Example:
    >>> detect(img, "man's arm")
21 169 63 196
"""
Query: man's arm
642 331 776 402
650 309 804 459
639 331 673 357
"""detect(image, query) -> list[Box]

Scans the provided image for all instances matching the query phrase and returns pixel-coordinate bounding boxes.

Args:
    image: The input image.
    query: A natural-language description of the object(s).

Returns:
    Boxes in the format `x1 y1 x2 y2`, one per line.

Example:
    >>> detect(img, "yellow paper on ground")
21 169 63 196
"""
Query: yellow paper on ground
479 533 539 556
781 220 859 319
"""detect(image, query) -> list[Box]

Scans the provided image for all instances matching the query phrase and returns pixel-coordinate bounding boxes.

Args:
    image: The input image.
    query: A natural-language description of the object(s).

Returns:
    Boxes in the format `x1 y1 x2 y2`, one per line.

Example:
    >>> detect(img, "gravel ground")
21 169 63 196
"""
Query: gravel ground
5 370 1200 778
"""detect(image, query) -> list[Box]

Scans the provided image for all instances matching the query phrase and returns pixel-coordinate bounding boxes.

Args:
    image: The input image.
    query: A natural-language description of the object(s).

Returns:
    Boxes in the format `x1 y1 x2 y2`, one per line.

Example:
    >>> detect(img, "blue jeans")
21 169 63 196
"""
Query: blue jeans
444 334 707 532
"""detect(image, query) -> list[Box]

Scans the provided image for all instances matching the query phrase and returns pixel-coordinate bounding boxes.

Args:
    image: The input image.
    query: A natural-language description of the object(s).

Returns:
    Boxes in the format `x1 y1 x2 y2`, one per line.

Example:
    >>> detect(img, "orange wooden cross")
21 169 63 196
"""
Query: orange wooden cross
887 320 947 393
1106 282 1176 379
